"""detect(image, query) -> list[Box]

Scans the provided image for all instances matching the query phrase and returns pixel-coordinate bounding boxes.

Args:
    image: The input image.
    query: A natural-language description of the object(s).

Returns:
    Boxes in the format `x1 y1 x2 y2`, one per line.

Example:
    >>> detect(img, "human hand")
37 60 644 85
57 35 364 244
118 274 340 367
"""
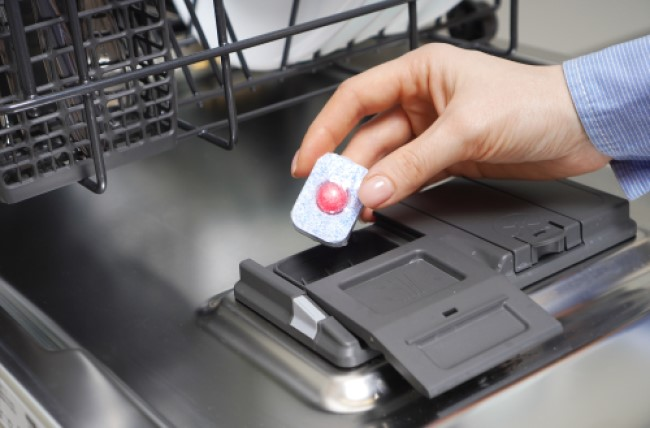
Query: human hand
291 43 610 221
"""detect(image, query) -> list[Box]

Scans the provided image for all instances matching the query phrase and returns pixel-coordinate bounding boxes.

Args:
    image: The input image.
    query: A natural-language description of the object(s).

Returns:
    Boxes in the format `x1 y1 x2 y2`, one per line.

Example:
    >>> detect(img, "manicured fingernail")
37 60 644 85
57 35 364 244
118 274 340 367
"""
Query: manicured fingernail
358 175 394 208
291 150 299 176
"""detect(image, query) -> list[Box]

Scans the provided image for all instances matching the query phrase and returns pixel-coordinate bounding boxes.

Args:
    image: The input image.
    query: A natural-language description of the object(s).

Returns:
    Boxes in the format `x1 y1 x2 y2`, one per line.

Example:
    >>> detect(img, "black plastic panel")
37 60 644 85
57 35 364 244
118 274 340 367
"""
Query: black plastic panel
304 240 562 397
376 178 637 288
235 260 379 368
401 179 582 272
274 229 405 287
235 178 637 398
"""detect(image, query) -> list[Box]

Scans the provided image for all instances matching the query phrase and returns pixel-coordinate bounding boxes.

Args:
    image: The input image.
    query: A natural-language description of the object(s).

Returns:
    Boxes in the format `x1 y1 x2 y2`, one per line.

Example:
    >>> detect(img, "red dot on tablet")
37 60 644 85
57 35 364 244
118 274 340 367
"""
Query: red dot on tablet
316 181 348 214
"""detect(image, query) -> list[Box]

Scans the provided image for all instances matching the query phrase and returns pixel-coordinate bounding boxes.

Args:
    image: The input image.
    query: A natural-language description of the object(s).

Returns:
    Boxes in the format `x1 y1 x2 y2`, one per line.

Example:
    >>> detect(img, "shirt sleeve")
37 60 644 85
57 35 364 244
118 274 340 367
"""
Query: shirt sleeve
563 35 650 199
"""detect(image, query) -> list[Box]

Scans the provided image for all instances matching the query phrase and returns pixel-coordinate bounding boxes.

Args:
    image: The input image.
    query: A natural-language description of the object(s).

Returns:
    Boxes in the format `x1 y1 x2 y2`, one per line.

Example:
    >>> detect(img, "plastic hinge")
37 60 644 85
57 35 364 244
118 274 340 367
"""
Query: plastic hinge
234 259 378 368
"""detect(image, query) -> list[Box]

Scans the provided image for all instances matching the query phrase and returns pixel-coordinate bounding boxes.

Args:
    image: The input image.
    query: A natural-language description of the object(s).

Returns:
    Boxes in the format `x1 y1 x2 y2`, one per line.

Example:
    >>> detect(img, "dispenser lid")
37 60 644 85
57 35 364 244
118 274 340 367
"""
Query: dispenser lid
235 178 637 398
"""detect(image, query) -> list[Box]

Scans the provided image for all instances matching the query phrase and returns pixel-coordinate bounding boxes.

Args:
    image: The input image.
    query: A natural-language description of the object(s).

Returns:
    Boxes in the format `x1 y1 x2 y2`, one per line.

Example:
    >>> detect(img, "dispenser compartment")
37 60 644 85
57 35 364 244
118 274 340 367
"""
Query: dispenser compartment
233 178 637 398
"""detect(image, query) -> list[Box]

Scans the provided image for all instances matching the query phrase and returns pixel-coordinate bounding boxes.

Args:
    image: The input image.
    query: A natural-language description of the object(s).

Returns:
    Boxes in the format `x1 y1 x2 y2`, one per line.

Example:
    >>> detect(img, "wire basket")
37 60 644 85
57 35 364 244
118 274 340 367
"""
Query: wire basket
0 0 175 203
0 0 516 203
169 0 515 149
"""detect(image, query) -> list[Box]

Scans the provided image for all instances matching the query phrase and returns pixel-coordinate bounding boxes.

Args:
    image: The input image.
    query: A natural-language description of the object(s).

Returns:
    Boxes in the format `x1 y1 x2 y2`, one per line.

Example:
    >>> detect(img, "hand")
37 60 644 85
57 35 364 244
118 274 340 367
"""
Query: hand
291 43 610 221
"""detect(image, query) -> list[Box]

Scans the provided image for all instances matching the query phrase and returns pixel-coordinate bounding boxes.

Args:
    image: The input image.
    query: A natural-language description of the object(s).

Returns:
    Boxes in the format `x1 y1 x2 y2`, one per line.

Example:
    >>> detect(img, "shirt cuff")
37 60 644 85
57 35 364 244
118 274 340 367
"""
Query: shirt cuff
562 36 650 160
563 36 650 199
610 160 650 200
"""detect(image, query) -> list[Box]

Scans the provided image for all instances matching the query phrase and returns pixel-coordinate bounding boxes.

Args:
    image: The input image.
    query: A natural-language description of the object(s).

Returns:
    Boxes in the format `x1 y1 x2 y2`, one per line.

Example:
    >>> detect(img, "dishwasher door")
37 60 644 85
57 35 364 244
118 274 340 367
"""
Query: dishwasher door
0 129 649 427
0 1 648 425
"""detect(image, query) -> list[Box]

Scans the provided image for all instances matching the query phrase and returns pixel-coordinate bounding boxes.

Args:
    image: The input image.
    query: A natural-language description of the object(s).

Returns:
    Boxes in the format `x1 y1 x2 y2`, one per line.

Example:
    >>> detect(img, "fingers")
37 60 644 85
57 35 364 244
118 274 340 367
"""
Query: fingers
292 51 427 177
359 207 375 223
342 106 414 168
357 116 468 209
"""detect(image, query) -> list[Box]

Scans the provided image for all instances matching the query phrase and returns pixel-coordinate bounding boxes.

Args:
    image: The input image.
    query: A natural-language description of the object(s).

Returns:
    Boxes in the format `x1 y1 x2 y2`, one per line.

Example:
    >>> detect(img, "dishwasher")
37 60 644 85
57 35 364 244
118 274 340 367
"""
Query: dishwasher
0 1 649 427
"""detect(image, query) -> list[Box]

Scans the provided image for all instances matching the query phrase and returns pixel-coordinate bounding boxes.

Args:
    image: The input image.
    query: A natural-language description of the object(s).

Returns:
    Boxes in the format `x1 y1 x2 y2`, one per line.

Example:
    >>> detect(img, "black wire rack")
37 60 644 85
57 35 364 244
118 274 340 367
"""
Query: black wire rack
0 0 175 203
0 0 520 203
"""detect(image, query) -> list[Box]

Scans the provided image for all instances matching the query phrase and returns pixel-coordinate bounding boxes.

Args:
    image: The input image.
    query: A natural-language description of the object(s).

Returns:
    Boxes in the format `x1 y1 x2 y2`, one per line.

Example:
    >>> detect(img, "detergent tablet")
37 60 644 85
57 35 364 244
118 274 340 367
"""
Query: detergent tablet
291 153 368 247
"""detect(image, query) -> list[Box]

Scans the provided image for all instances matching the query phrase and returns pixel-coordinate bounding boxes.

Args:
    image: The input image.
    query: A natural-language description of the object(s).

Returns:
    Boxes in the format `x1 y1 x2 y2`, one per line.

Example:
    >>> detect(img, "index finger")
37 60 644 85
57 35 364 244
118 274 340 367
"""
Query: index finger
292 49 425 177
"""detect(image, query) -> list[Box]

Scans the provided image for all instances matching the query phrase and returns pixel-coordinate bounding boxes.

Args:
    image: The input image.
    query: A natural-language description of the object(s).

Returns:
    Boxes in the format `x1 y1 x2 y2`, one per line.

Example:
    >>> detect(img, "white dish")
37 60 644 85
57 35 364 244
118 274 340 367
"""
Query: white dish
172 0 463 70
384 0 462 35
351 0 404 44
173 0 365 70
286 0 363 65
173 0 292 70
318 0 385 56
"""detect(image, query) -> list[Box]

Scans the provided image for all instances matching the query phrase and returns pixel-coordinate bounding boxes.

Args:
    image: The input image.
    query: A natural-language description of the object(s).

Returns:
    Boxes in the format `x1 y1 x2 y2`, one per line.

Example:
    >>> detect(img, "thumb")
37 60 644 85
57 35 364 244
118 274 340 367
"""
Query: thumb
357 119 468 209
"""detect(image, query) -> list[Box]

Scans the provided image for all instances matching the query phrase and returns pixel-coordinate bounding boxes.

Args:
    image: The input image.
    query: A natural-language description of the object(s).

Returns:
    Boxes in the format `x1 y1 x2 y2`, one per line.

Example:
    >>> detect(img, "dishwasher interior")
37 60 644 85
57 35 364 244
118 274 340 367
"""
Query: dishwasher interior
1 1 650 427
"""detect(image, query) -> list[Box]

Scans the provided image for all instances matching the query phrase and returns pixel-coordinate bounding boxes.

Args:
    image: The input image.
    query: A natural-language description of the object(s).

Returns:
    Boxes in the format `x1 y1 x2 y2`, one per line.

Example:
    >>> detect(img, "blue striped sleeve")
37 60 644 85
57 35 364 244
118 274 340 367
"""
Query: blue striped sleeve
563 35 650 199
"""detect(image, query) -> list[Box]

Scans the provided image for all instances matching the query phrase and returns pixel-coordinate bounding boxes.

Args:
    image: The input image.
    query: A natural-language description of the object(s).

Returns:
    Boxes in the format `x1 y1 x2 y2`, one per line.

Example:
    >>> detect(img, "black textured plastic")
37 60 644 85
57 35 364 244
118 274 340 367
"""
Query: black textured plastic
0 0 176 202
235 259 379 368
236 178 637 397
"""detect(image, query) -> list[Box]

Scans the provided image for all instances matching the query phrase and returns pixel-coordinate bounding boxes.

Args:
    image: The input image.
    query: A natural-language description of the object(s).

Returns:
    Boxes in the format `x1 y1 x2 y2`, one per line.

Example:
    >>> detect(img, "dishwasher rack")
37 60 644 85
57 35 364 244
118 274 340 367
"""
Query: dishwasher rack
0 0 518 203
0 0 175 203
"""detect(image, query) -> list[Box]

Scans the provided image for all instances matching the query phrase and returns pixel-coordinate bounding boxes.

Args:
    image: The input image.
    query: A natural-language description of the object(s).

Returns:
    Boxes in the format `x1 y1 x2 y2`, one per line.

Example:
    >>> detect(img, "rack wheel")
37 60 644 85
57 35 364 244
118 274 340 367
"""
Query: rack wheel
446 1 498 42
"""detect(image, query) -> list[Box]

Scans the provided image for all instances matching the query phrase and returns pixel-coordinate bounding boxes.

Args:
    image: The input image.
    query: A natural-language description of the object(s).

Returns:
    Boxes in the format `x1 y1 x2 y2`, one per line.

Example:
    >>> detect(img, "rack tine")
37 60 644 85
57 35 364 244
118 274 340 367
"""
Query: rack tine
224 13 252 80
170 24 199 97
183 0 223 86
281 0 301 70
507 0 519 55
64 0 107 194
177 118 231 149
407 0 418 50
213 0 237 149
4 1 37 98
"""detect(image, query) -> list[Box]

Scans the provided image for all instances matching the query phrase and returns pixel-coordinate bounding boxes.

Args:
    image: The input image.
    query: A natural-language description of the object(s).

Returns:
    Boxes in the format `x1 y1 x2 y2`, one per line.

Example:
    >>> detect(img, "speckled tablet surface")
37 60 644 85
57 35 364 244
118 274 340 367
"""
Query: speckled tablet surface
291 153 368 247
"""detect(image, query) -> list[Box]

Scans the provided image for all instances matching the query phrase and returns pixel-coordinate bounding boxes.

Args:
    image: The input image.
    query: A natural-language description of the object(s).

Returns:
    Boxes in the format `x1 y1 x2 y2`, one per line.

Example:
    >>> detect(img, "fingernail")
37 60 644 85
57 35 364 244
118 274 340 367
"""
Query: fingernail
358 175 394 208
291 150 299 176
